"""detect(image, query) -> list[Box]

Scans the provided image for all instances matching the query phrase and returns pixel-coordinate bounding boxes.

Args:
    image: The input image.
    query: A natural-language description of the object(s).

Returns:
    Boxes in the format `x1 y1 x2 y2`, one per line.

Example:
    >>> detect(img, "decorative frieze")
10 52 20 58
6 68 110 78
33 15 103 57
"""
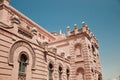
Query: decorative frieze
18 27 33 39
0 22 13 29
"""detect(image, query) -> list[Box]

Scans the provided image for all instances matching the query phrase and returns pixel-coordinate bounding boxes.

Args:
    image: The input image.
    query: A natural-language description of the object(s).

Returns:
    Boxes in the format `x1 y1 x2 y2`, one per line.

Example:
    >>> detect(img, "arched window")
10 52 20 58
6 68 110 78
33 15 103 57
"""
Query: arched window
19 54 27 76
76 68 84 80
58 66 62 80
48 63 53 80
92 45 97 57
75 44 82 57
18 54 28 80
92 45 95 53
98 74 102 80
66 69 70 80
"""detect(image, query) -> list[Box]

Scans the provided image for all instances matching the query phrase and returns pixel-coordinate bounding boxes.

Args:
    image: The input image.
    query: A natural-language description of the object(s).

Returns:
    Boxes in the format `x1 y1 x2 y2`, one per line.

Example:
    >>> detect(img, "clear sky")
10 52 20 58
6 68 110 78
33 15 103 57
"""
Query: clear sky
10 0 120 80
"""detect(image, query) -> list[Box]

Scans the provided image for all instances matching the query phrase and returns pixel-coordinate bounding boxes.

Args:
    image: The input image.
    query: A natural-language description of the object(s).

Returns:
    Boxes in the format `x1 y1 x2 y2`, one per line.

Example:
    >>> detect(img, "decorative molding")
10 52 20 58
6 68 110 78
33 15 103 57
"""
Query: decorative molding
18 27 33 39
0 22 13 29
43 51 48 62
8 40 36 69
48 59 54 65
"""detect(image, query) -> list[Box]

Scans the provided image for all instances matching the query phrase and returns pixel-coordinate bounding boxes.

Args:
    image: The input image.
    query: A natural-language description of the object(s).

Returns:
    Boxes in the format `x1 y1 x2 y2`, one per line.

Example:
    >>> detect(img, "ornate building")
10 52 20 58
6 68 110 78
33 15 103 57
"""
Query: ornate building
0 0 102 80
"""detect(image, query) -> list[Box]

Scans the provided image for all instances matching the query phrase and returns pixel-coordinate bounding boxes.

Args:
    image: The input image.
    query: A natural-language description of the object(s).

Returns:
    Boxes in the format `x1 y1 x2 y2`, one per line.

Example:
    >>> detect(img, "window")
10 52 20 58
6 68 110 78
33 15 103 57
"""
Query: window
48 63 53 80
75 44 82 57
19 54 27 74
76 68 84 80
66 69 70 80
58 66 62 80
18 54 28 80
92 45 95 53
98 74 102 80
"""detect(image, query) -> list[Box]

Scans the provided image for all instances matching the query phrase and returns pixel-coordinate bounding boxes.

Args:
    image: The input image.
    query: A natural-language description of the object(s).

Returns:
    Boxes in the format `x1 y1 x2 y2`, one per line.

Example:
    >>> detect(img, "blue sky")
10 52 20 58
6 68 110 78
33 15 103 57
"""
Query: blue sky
10 0 120 80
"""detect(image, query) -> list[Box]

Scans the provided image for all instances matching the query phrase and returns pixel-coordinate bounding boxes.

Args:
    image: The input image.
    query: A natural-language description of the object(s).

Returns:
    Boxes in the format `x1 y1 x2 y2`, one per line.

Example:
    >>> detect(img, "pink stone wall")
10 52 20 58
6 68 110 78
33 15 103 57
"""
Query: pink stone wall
0 1 102 80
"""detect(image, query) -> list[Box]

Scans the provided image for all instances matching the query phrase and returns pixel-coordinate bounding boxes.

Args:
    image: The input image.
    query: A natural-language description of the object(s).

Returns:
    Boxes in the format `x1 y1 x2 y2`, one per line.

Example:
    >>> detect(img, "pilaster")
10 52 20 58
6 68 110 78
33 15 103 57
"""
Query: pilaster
62 67 67 80
54 49 58 80
82 39 93 80
0 0 10 24
70 43 76 80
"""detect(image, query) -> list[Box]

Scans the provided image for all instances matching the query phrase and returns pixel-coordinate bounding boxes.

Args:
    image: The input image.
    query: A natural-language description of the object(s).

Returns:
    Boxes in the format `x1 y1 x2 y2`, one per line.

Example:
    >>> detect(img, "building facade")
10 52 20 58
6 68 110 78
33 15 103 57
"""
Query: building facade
0 0 102 80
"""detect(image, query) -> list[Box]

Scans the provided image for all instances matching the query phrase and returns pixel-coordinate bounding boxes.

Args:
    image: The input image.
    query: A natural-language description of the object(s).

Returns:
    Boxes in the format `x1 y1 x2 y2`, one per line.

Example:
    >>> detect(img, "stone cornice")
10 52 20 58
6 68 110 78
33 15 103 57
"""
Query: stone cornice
47 50 70 64
0 26 70 64
18 27 33 39
0 22 12 29
0 3 56 40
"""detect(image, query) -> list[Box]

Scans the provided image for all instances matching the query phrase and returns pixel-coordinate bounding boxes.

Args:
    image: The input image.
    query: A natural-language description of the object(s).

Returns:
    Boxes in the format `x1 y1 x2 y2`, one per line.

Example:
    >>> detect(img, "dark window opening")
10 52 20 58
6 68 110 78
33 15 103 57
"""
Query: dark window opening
49 63 53 80
92 45 95 53
59 66 62 80
19 54 27 74
66 69 70 80
18 54 27 80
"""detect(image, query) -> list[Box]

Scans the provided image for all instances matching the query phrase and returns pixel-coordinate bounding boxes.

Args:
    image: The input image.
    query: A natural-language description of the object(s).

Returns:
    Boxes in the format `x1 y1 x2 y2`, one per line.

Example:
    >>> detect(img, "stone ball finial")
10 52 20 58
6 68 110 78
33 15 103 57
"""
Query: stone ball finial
74 24 77 26
42 39 48 45
11 15 20 24
52 46 57 52
82 21 86 27
12 15 19 20
31 27 38 35
67 26 70 31
67 26 70 29
61 50 65 57
74 24 78 29
31 27 37 32
82 21 85 24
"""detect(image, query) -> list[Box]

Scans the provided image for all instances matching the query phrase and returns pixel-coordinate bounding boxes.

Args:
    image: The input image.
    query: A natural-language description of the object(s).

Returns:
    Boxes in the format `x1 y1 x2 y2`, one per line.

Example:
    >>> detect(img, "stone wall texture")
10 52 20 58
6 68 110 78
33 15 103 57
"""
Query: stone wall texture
0 0 102 80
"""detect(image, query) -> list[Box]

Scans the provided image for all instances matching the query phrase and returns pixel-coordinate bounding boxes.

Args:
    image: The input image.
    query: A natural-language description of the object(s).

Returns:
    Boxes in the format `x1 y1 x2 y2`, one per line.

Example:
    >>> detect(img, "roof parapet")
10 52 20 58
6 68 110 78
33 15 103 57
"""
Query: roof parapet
66 22 98 43
67 26 71 36
74 24 78 30
82 21 87 27
74 24 79 34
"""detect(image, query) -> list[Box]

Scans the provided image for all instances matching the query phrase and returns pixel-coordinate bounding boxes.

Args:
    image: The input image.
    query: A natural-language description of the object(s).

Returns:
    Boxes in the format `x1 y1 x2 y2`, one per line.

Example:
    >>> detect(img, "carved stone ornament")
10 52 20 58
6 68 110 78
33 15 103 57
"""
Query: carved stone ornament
18 27 33 39
9 40 36 69
0 22 13 29
36 39 42 46
11 15 20 24
31 27 37 35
